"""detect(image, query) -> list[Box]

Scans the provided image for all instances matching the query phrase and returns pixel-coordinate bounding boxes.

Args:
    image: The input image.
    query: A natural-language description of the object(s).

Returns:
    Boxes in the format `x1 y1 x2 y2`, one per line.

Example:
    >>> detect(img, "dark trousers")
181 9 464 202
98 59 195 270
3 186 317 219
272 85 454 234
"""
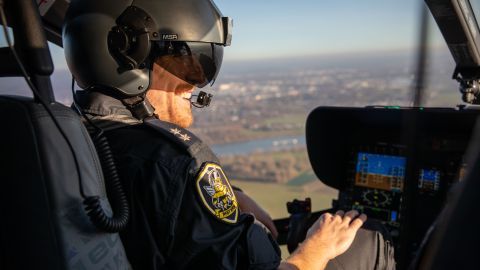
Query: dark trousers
326 221 396 270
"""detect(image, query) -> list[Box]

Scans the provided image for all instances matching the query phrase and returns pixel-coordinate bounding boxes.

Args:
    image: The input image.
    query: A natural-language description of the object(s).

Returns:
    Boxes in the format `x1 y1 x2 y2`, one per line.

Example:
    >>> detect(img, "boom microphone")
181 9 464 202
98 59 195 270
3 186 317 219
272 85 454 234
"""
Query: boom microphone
190 91 213 108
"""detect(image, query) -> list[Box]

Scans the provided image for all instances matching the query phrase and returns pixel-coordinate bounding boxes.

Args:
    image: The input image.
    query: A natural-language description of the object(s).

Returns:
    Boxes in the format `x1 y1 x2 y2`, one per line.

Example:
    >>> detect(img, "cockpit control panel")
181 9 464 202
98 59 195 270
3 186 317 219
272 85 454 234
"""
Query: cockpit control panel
306 106 479 268
352 152 405 229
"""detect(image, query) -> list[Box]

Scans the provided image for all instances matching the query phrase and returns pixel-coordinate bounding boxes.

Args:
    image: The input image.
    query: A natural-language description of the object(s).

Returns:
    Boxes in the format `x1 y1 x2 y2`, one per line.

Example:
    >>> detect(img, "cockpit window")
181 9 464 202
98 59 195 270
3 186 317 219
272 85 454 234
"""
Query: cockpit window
192 0 458 219
470 0 480 25
0 1 469 219
0 27 31 97
0 41 68 98
0 26 13 47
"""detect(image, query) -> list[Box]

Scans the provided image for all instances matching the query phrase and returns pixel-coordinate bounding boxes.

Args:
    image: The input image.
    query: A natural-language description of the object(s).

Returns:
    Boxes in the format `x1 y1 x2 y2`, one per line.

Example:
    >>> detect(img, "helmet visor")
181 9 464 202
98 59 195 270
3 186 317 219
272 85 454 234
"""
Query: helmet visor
153 41 224 88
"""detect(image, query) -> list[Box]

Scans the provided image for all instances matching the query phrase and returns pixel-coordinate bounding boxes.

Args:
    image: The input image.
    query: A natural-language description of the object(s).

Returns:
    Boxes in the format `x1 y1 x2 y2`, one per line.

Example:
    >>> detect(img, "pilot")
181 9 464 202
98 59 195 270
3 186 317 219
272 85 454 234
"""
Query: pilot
63 0 394 269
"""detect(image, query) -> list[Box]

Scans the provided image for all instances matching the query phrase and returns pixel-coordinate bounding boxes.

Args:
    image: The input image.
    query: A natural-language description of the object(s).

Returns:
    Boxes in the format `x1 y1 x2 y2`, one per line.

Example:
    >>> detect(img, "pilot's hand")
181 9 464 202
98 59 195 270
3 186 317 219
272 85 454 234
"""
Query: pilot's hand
280 210 367 270
234 190 279 239
305 210 367 259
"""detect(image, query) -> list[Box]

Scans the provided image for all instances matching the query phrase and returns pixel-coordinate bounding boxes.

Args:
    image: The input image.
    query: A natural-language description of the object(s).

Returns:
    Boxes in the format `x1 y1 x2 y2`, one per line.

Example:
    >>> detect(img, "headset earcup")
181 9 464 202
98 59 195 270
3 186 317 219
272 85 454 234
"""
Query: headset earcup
128 32 151 69
108 25 151 70
108 26 138 70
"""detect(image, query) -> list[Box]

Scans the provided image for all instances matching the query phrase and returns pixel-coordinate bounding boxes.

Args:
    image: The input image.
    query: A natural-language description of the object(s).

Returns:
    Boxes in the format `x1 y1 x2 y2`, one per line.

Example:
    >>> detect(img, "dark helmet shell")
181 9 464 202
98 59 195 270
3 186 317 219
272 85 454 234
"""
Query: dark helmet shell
63 0 231 96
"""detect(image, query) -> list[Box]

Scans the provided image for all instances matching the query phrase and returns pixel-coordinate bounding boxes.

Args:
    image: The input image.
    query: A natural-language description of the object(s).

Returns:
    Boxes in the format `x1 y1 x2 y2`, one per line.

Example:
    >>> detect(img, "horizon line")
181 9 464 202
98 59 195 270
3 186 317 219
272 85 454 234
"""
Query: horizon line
223 45 449 63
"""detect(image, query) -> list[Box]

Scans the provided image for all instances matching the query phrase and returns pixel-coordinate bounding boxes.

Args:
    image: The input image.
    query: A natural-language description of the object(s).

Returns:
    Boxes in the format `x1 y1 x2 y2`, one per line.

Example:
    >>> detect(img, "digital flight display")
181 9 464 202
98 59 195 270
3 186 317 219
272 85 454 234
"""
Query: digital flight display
418 169 441 192
355 152 406 192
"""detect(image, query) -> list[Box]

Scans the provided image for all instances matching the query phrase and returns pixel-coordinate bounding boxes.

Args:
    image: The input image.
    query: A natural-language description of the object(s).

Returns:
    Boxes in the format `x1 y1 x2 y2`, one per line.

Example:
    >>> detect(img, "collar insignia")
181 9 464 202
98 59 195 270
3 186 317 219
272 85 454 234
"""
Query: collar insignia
196 163 238 224
180 133 191 141
169 128 191 142
169 128 181 135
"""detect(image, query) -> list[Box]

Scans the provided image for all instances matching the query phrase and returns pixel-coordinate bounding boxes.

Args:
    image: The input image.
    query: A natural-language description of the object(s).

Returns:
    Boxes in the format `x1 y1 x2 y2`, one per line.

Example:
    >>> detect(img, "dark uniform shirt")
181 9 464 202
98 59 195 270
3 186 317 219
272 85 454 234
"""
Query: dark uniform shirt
77 91 281 270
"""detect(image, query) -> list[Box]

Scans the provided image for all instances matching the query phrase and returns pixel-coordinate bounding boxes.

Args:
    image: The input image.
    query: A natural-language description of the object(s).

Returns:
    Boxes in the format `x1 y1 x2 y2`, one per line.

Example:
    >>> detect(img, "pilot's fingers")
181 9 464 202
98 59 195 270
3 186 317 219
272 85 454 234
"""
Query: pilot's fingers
349 213 367 230
342 210 359 225
333 210 345 223
321 212 333 222
317 212 333 227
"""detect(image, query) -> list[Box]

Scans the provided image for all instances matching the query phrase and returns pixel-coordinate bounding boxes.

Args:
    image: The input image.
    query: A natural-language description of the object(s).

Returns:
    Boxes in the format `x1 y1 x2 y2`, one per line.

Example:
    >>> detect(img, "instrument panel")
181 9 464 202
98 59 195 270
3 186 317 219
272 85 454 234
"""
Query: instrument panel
306 106 479 268
352 152 405 229
339 136 469 251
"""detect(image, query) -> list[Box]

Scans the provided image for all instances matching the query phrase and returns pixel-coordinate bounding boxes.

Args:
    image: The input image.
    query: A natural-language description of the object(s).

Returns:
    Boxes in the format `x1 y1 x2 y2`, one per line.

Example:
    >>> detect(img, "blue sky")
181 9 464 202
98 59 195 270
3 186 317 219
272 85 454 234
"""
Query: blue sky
471 0 480 22
213 0 444 61
2 0 448 68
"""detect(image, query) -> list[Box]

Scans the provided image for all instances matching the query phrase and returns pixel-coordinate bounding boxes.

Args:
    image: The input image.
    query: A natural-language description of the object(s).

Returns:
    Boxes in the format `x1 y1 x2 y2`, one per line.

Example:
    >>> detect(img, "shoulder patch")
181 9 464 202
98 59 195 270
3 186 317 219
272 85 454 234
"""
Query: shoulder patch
196 163 239 224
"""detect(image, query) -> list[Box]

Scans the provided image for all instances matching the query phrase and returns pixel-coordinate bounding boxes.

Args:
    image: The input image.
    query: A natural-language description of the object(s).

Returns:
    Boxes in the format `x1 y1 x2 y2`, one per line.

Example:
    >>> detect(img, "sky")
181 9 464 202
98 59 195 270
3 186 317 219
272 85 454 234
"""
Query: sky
472 0 480 21
213 0 444 61
1 0 452 68
0 0 466 105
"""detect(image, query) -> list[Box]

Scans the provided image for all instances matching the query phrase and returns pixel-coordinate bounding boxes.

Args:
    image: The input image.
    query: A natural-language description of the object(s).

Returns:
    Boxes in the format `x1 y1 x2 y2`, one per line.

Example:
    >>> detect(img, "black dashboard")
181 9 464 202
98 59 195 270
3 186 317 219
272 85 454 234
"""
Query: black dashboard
305 106 479 268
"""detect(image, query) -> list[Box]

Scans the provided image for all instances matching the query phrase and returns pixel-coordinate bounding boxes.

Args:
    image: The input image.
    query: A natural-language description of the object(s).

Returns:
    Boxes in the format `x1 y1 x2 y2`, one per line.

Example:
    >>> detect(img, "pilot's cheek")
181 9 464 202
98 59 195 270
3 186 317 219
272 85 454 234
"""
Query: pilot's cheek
186 58 207 84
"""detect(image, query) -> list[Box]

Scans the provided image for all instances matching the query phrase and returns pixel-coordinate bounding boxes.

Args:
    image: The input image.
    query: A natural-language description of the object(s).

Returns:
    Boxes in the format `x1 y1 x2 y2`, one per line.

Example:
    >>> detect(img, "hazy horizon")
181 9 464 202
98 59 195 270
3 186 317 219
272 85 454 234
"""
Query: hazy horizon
0 47 459 107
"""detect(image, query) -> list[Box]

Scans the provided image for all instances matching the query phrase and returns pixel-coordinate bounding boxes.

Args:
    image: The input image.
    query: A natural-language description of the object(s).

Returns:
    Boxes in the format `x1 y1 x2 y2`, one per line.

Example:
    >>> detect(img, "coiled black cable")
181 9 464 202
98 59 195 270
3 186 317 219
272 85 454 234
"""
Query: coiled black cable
83 134 130 233
71 78 129 233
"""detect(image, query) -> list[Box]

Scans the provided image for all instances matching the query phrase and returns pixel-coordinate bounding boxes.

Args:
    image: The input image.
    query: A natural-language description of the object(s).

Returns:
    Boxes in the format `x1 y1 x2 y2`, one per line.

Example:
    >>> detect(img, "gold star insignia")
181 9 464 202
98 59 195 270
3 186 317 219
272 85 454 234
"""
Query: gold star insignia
180 133 191 141
170 128 181 135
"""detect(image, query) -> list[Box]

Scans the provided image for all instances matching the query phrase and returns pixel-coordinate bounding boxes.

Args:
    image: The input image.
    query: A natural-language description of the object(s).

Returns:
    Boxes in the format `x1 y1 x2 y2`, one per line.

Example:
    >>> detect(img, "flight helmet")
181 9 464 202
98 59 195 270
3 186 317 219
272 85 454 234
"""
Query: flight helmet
63 0 232 97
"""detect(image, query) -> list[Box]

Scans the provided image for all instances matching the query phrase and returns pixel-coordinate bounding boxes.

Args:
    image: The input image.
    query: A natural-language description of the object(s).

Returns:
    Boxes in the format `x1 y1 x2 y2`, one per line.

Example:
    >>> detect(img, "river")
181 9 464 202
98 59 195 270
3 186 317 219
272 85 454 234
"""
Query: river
211 135 306 156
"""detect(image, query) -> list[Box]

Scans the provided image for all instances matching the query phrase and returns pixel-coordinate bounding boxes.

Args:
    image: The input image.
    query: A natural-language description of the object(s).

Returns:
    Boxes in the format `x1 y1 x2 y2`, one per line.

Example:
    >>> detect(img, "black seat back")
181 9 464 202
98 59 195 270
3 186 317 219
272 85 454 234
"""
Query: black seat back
0 0 129 269
0 97 130 269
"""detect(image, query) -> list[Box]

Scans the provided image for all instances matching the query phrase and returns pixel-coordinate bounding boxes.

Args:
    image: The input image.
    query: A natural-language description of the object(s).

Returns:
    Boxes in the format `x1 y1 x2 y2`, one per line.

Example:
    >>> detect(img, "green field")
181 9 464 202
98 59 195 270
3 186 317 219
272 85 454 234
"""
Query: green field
287 170 317 186
262 113 306 126
239 113 306 139
230 179 337 219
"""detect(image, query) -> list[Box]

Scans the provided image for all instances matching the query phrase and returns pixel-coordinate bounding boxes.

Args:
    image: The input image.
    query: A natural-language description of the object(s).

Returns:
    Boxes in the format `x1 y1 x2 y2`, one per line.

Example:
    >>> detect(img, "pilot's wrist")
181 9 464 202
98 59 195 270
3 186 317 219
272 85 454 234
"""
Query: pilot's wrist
283 241 330 270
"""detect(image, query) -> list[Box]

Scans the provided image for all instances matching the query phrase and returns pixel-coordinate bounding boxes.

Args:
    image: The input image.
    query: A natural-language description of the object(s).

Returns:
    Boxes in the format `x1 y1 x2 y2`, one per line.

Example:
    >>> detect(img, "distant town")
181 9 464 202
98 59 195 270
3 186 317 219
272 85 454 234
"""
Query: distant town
0 49 464 186
187 50 462 185
191 49 460 145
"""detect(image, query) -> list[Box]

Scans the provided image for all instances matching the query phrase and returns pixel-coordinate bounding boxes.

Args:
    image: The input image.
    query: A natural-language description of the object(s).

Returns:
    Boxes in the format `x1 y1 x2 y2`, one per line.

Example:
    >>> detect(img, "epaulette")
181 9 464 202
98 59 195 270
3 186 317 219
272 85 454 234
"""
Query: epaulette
144 118 239 224
143 117 220 168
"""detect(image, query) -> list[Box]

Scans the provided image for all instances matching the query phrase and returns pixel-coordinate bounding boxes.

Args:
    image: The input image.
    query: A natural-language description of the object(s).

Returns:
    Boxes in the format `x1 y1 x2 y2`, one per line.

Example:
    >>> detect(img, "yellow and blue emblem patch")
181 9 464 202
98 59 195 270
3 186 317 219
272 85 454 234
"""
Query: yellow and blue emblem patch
196 163 239 224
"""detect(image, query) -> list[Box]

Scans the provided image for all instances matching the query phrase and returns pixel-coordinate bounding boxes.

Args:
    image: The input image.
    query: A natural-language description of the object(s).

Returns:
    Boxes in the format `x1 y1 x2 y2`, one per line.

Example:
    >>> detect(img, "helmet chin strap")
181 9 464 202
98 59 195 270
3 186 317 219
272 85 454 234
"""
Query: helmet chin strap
122 94 156 120
190 91 213 108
